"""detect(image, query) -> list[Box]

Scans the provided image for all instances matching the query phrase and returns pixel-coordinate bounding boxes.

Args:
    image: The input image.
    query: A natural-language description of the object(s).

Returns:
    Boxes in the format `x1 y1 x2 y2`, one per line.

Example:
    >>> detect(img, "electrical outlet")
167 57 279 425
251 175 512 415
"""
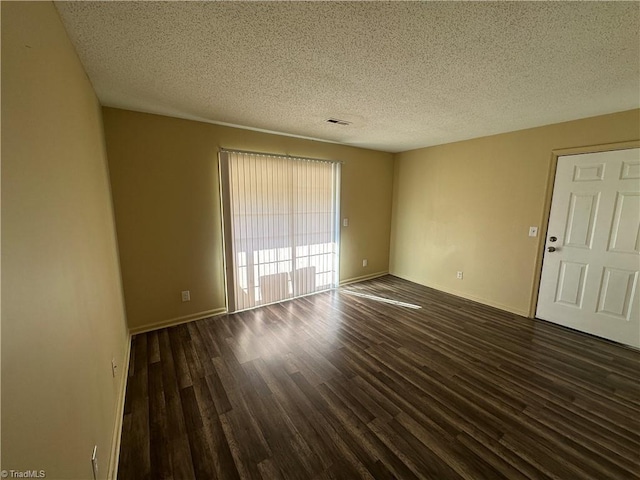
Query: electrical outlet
362 259 368 267
91 445 98 480
181 290 191 302
342 218 349 227
456 271 463 280
111 358 117 378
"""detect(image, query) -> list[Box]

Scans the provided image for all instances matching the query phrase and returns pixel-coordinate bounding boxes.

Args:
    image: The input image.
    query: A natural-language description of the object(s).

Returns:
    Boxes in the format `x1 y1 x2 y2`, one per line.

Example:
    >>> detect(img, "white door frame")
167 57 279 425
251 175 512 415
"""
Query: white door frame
529 140 640 319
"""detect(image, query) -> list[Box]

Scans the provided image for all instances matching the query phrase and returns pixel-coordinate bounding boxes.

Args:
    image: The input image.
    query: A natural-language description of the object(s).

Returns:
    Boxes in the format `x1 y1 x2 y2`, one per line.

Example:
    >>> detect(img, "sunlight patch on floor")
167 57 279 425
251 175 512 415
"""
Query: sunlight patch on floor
340 290 422 309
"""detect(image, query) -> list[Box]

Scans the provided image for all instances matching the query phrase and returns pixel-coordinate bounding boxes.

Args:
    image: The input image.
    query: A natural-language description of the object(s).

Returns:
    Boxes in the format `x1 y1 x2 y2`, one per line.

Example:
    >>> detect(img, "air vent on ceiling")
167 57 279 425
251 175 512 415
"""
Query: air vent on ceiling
326 118 352 126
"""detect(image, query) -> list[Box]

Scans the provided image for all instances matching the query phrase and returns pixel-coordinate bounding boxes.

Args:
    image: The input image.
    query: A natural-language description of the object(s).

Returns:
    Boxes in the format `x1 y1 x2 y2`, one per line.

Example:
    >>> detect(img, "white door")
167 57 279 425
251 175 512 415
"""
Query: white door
537 148 640 348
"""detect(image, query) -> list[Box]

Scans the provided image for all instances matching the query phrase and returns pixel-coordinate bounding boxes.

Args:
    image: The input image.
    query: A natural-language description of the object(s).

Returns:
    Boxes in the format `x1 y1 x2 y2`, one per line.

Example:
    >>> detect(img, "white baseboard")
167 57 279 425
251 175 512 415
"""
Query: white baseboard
129 307 227 335
339 271 388 286
390 273 529 317
108 333 132 480
432 284 528 316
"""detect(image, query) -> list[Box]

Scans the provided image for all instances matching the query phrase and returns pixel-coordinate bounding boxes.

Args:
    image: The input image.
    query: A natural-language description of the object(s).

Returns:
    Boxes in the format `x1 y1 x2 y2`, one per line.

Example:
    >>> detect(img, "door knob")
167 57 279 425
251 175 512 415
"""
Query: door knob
547 246 556 252
549 236 557 242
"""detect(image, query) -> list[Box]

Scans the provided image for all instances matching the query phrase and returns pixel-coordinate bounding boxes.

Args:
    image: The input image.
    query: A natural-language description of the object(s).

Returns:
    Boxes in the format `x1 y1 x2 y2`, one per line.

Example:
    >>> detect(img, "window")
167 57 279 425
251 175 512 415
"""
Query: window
220 150 340 312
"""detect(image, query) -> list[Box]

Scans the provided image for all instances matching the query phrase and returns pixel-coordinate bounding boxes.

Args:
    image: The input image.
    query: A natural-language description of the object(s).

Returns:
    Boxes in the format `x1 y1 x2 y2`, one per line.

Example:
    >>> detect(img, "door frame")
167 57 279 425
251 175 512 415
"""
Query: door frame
528 140 640 318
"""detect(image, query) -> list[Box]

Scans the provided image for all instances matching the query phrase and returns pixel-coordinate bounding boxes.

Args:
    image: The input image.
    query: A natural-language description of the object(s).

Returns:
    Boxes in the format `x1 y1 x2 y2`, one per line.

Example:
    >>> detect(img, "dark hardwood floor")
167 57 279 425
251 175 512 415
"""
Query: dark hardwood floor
117 275 640 479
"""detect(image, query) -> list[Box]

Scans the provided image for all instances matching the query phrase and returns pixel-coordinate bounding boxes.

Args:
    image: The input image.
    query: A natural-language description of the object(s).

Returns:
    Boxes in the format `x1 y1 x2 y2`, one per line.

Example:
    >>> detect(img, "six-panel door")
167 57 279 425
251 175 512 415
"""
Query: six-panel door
537 148 640 348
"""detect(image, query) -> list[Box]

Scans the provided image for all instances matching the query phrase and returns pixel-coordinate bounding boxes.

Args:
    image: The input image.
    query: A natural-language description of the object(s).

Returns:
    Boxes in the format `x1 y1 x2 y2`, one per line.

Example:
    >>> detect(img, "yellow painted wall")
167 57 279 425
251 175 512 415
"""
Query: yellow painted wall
102 108 394 332
1 2 129 479
390 109 640 316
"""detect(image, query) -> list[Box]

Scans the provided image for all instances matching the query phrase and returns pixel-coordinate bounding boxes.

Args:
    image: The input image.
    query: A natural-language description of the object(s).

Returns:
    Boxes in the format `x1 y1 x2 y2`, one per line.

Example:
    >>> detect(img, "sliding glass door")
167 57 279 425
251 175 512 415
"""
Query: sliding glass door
220 150 340 312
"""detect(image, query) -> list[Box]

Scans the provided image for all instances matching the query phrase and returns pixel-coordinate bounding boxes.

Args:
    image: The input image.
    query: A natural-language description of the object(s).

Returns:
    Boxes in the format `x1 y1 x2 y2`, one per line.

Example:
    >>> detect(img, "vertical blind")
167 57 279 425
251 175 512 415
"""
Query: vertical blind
220 150 340 312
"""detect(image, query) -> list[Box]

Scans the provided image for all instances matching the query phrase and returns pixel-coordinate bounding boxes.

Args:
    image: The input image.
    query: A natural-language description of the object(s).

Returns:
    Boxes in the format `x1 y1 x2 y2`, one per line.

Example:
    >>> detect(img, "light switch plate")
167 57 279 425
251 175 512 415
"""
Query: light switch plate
529 226 538 237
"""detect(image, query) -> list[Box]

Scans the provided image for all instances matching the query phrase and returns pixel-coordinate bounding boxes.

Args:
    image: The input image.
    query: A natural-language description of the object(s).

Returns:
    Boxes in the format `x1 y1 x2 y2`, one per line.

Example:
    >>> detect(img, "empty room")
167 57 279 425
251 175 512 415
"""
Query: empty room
2 1 640 479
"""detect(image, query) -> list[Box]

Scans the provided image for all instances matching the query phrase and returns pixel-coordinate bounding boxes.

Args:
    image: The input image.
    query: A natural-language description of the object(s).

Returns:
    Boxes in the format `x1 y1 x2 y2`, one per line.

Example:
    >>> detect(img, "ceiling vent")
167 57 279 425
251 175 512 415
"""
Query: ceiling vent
326 118 352 126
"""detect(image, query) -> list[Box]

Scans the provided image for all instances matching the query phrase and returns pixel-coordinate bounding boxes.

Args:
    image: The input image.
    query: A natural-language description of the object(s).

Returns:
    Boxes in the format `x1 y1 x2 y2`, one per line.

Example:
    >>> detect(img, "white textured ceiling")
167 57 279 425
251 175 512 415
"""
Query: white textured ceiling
55 1 640 153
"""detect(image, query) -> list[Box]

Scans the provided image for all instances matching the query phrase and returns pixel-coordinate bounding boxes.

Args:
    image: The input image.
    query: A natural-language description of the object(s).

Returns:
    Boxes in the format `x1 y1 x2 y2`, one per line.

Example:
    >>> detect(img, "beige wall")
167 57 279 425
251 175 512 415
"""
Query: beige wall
390 109 640 316
1 2 129 479
102 108 394 331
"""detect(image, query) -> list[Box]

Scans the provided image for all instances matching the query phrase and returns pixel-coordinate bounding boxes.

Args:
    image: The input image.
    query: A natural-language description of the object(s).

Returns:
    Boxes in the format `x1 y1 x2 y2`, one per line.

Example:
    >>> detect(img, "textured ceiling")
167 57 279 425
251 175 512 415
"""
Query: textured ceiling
55 1 640 153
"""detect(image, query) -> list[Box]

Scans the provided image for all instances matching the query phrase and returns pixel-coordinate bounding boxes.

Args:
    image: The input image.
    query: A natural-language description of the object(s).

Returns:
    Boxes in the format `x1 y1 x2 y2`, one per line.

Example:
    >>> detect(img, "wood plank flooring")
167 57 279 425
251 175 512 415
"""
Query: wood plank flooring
117 275 640 479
